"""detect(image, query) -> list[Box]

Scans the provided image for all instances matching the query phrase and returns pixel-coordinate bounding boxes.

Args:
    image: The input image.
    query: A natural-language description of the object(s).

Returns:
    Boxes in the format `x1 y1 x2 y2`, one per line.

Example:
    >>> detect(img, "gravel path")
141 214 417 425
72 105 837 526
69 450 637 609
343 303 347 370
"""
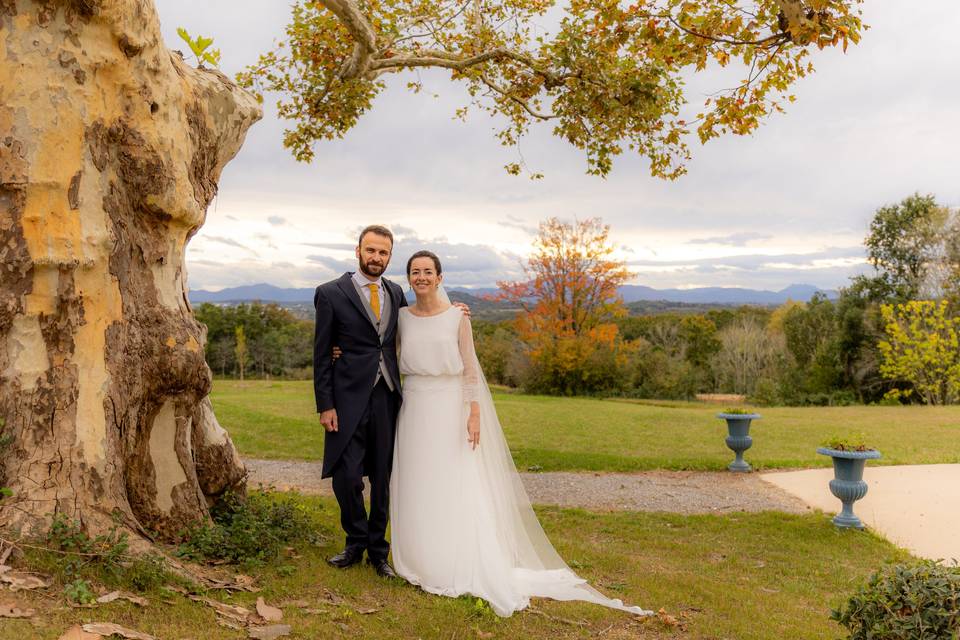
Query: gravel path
243 457 809 515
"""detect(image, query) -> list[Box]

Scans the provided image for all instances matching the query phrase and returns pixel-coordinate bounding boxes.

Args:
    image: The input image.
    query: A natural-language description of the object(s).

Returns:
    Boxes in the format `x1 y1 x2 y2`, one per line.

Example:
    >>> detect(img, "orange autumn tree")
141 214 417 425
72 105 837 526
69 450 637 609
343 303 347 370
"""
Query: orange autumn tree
497 218 634 394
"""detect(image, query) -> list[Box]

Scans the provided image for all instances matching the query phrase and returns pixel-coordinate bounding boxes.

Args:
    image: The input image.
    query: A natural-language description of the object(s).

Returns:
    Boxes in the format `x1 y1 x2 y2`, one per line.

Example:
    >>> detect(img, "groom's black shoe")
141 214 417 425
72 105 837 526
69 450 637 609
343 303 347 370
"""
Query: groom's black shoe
368 558 398 579
327 548 364 569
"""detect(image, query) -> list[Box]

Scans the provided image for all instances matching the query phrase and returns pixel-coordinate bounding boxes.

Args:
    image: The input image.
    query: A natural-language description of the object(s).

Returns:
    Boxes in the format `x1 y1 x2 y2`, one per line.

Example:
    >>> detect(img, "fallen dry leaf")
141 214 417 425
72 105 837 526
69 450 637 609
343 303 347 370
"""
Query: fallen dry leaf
189 595 252 624
279 598 310 608
0 601 35 618
656 607 680 628
0 545 13 566
216 618 244 631
355 607 380 615
235 574 257 588
96 591 148 607
256 597 283 622
476 631 494 639
0 571 51 591
161 584 189 595
81 623 156 640
248 624 292 640
57 625 104 640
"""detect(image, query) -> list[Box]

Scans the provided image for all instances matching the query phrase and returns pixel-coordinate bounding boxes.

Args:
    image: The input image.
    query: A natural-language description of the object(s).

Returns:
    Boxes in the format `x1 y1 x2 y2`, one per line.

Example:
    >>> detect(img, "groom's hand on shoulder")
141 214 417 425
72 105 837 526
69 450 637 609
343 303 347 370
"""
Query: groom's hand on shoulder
319 408 338 432
452 302 471 317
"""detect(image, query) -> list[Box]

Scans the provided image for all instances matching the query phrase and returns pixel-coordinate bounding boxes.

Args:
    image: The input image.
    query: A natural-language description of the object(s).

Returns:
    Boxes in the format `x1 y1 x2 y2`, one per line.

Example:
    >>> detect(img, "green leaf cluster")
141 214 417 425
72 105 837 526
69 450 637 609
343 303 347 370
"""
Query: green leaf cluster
832 560 960 640
878 300 960 405
177 27 222 67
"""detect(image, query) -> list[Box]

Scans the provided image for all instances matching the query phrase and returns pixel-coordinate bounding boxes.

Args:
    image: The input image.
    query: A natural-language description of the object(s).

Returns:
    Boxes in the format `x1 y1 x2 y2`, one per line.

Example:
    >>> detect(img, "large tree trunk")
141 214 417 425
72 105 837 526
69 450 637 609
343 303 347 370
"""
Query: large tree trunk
0 0 261 541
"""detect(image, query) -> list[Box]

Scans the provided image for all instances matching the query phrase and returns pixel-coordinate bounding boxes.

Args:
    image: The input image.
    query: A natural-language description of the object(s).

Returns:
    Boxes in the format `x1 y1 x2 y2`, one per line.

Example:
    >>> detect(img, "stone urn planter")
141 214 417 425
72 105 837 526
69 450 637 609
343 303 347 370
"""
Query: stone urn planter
717 412 761 472
816 446 882 529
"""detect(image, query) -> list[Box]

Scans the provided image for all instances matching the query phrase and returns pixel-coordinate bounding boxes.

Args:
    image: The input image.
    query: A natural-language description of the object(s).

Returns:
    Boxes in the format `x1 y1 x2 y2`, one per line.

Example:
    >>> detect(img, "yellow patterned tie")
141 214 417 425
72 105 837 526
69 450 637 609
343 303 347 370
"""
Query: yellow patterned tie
369 283 381 321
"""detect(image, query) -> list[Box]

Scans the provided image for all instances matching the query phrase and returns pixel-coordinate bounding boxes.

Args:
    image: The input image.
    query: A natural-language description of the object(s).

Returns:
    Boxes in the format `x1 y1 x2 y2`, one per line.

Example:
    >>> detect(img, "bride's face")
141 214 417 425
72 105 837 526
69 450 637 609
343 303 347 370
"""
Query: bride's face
408 257 443 296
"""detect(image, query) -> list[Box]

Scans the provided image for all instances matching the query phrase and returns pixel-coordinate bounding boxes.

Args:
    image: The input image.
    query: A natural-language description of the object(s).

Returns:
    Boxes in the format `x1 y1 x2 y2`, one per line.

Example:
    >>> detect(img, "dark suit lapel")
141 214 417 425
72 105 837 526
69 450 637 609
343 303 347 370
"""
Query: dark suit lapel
336 273 376 330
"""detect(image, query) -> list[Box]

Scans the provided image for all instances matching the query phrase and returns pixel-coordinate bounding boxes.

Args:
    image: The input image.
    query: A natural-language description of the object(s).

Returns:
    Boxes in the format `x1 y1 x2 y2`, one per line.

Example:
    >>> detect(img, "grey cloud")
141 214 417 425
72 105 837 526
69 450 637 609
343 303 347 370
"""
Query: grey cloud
304 231 525 287
203 236 259 256
187 261 335 291
253 233 278 249
498 215 538 236
267 215 286 226
307 254 356 272
391 225 419 237
688 232 774 246
634 262 872 292
301 242 356 250
628 246 865 271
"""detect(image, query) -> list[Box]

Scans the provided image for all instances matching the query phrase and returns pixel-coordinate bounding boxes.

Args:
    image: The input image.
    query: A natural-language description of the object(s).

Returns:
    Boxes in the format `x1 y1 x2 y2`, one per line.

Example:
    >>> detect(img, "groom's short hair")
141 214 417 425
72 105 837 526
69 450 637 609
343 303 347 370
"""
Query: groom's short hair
358 225 394 248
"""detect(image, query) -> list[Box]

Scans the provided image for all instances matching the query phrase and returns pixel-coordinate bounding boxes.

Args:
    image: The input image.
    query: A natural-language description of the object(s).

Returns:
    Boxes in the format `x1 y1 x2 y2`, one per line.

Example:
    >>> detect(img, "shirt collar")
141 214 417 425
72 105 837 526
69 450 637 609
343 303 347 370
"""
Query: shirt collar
352 270 383 290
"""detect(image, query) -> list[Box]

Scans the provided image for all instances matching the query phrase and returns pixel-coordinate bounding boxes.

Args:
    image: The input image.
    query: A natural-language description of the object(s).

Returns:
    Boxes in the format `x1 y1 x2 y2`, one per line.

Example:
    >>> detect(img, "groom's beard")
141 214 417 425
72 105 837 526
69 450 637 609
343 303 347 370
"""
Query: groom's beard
359 257 388 277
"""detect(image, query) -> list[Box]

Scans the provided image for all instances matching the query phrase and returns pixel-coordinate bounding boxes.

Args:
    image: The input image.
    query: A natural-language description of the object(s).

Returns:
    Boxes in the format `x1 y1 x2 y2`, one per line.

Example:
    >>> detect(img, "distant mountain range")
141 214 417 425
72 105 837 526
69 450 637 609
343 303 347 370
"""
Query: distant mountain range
188 282 838 306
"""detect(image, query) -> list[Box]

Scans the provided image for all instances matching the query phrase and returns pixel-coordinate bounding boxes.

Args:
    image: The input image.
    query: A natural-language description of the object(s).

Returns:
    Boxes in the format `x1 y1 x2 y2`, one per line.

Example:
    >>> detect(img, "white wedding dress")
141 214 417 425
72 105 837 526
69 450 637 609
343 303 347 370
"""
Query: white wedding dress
390 304 651 617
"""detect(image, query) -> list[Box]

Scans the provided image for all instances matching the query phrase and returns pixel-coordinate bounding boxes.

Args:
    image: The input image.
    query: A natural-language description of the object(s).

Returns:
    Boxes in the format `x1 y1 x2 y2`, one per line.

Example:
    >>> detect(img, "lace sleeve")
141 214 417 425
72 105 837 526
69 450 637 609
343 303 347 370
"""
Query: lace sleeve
458 312 481 403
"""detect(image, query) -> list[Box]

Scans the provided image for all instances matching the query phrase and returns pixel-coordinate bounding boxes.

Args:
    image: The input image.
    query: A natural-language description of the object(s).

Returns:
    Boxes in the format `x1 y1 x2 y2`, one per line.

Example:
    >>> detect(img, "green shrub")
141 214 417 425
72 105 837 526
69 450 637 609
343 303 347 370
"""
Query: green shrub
178 490 325 567
832 560 960 639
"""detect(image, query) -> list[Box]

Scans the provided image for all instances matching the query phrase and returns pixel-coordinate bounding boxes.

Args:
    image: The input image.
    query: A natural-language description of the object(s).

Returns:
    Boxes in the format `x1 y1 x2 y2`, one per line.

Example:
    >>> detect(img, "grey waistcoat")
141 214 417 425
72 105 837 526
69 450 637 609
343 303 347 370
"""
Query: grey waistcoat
351 278 396 391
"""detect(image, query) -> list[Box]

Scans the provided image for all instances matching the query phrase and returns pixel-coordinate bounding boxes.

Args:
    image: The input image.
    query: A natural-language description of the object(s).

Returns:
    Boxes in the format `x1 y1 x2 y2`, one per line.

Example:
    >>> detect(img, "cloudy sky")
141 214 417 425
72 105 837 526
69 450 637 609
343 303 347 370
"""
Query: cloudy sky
155 1 959 292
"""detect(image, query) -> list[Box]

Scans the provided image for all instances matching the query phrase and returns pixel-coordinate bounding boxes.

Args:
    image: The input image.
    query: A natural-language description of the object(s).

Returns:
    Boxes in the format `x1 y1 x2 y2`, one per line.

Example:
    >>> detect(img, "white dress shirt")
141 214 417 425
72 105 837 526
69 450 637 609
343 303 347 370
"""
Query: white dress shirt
352 270 383 305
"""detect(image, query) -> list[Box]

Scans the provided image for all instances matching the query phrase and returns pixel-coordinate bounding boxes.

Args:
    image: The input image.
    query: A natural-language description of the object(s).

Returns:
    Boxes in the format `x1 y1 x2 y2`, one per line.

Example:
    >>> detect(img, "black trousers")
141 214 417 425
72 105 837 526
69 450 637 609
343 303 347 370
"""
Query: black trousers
331 379 397 562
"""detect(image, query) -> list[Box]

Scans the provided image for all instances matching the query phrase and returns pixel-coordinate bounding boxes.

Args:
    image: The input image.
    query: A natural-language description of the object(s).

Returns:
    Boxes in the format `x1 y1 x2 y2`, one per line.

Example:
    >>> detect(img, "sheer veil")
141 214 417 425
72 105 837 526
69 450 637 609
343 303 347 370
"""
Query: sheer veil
438 285 652 616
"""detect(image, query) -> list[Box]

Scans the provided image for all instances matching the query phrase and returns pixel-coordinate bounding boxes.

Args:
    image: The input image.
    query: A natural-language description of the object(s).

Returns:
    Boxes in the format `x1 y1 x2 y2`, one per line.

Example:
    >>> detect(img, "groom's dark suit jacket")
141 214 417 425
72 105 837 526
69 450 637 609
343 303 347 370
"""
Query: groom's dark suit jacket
313 272 406 478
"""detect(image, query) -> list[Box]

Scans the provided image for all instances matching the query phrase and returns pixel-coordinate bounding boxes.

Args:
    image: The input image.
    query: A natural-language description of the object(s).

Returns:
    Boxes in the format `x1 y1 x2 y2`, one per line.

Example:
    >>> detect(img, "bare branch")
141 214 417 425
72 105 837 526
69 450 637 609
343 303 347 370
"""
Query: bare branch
667 14 789 47
479 74 556 120
317 0 378 78
371 47 574 88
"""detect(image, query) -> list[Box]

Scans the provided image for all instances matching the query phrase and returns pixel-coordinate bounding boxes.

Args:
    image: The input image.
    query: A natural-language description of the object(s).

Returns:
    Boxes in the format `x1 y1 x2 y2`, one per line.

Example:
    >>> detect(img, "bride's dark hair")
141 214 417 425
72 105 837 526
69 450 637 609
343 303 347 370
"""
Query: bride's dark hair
406 250 442 275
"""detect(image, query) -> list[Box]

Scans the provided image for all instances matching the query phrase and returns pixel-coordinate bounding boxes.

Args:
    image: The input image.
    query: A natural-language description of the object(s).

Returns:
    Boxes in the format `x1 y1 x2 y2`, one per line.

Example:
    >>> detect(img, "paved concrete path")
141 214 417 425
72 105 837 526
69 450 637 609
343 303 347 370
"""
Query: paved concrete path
761 464 960 561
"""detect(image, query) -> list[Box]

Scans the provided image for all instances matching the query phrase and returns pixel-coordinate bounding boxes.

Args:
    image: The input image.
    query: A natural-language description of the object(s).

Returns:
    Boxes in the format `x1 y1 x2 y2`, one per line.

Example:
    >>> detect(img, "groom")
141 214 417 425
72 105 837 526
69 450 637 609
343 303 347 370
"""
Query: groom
313 224 405 578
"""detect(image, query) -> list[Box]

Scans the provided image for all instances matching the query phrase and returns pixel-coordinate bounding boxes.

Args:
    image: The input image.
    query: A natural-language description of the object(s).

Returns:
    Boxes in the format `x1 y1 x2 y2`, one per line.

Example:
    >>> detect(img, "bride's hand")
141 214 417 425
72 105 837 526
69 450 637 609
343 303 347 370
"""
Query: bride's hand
467 413 480 450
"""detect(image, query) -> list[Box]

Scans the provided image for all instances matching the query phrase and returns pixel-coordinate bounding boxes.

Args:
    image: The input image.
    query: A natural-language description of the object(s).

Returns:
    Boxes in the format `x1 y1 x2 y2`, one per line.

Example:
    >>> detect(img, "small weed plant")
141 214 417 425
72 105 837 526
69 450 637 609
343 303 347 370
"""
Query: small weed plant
64 578 97 605
722 408 754 415
177 489 325 568
822 433 874 452
33 513 177 599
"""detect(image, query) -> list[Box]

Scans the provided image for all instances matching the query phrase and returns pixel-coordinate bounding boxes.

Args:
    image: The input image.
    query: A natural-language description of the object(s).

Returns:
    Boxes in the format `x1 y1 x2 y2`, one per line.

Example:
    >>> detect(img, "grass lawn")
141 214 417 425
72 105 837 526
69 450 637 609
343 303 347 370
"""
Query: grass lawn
8 495 910 640
212 380 960 471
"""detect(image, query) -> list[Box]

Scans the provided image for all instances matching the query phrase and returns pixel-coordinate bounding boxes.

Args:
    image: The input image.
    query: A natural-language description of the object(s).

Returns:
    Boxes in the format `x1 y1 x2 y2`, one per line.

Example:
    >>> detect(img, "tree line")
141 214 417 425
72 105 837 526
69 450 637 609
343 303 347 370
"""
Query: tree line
196 303 313 380
476 194 958 405
197 193 959 405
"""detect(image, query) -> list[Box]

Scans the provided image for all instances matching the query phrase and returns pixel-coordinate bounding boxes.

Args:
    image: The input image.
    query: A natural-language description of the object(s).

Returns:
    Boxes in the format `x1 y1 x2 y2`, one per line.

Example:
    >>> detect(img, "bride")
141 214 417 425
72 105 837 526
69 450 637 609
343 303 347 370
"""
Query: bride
389 250 651 617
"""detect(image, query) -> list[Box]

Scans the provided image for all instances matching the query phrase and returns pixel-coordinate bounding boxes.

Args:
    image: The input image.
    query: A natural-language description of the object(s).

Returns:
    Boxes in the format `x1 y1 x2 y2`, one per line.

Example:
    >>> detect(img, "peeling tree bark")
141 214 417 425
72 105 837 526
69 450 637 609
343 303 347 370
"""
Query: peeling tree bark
0 0 261 541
